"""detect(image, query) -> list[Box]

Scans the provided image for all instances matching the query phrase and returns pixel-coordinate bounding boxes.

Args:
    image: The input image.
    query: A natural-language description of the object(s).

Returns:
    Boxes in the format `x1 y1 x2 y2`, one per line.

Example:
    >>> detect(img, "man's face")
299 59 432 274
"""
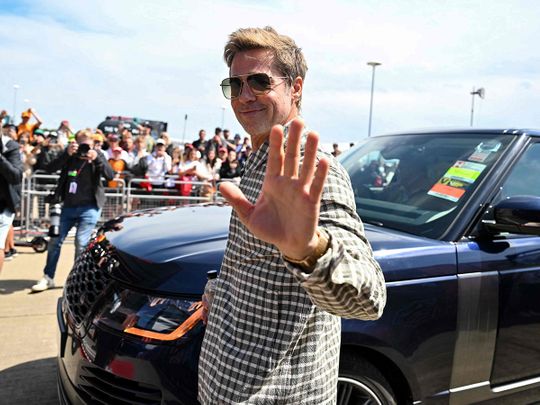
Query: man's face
199 130 206 140
229 49 301 141
156 145 166 156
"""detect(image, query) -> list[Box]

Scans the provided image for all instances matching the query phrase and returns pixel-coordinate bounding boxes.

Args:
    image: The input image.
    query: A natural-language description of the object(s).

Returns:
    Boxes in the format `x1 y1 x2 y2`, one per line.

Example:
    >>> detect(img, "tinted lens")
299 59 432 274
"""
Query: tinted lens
247 73 272 92
221 78 242 99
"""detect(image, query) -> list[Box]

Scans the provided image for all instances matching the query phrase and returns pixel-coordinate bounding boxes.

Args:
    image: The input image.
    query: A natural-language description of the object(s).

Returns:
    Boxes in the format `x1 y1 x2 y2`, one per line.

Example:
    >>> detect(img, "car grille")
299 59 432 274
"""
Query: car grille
78 365 162 405
65 248 111 325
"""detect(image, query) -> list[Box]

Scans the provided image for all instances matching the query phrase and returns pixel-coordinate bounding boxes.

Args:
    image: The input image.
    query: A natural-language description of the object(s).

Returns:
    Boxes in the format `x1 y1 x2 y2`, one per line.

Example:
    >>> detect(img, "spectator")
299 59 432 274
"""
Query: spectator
217 146 228 162
178 148 212 196
32 129 64 173
158 131 174 156
219 150 242 182
203 147 222 181
193 129 208 155
0 110 10 126
139 122 155 153
131 136 149 166
168 146 184 175
331 143 342 157
92 133 106 158
57 120 73 146
17 131 38 176
105 133 132 167
238 144 252 166
205 128 224 156
145 139 171 186
31 129 114 292
233 133 243 153
0 123 23 272
120 127 132 147
108 147 129 188
223 129 235 151
17 108 42 142
2 124 17 142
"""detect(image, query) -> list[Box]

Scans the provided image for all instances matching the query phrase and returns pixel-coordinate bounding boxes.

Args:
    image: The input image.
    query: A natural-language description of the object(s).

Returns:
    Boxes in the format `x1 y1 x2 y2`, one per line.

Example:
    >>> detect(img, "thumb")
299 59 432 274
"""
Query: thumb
219 181 253 223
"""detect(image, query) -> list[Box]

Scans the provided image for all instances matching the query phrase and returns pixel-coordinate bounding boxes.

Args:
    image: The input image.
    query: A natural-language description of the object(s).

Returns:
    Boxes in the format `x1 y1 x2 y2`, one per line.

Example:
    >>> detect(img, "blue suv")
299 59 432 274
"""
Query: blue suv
57 129 540 404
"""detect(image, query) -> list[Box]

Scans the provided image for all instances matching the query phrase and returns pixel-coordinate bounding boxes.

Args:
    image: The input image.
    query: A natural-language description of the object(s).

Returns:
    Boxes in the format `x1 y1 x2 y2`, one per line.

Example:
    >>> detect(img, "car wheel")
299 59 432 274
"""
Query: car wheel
338 354 397 405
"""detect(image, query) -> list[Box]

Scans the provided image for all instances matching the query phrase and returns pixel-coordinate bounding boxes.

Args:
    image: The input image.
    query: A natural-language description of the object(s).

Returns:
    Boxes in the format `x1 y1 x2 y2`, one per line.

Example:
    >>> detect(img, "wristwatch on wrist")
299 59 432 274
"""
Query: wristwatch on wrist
283 228 330 273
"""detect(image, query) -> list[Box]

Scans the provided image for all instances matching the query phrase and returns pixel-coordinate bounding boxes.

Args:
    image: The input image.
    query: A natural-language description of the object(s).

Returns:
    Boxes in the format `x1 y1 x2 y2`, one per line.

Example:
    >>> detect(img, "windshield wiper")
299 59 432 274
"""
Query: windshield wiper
363 219 384 227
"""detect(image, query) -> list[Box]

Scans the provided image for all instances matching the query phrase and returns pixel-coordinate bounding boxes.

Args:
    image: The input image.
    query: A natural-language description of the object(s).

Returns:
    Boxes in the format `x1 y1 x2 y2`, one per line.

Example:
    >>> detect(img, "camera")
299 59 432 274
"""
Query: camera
77 143 91 157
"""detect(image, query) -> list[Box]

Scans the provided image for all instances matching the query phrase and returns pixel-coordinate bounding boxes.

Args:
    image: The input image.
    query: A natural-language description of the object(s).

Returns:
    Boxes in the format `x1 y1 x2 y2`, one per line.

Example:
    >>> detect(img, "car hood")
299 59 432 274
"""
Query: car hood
103 204 456 294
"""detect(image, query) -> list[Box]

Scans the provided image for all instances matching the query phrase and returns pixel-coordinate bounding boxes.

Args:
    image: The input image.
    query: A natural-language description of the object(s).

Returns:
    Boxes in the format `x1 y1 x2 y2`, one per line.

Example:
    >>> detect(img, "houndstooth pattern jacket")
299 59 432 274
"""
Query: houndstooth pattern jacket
198 130 386 405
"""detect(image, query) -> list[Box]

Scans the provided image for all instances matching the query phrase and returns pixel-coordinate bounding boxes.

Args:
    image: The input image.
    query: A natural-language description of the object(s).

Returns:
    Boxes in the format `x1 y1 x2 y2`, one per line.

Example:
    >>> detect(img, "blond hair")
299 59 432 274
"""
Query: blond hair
224 26 307 108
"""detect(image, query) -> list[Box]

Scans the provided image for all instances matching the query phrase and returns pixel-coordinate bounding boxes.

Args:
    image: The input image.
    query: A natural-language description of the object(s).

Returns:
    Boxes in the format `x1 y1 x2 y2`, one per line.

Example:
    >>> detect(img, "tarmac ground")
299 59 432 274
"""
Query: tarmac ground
0 241 74 405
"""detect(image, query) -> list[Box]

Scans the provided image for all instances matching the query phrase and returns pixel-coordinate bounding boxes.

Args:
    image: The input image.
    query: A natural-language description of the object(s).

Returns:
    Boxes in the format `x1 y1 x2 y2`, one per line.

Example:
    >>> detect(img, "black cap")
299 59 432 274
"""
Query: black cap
2 123 16 130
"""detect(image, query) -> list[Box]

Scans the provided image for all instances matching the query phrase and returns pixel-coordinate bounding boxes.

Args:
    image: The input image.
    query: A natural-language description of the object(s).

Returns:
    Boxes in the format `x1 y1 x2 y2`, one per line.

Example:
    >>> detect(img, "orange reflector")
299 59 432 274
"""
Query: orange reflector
124 302 204 341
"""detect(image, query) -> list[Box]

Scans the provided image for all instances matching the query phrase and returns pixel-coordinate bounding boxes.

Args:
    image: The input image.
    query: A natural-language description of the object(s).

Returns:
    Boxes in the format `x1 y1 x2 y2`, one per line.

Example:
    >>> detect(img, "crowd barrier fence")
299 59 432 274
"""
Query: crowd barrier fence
16 172 228 241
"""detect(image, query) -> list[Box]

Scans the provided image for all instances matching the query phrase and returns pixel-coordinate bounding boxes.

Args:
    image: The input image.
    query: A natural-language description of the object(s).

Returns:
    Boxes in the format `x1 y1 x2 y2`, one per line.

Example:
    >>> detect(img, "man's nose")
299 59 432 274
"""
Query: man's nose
237 80 257 102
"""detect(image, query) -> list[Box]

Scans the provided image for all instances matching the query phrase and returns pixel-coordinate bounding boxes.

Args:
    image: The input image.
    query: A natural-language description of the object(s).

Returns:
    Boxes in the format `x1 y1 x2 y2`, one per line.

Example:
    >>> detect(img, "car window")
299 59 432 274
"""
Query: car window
496 142 540 201
340 133 514 239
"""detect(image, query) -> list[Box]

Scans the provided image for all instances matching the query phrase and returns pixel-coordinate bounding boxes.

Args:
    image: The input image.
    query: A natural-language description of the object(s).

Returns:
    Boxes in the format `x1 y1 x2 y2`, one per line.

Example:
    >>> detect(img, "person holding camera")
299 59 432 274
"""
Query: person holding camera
31 129 114 292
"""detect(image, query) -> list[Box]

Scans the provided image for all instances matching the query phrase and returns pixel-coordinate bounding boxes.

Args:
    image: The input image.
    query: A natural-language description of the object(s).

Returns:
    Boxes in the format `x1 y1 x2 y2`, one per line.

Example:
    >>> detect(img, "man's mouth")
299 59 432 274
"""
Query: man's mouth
238 107 265 114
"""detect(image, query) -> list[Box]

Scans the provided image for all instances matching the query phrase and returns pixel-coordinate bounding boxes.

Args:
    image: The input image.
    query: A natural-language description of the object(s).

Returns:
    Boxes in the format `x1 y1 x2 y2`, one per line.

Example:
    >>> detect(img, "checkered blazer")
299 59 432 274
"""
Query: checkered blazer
198 130 386 404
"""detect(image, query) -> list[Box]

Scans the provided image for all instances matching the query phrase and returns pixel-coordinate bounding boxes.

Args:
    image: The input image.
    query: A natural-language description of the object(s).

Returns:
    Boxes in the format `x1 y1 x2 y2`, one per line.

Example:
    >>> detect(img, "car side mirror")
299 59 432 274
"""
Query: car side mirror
482 195 540 236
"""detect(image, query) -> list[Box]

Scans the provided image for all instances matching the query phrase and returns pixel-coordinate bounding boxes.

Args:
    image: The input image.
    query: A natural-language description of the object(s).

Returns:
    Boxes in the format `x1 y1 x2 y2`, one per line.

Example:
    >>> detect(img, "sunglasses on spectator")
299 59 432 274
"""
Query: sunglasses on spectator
220 73 288 99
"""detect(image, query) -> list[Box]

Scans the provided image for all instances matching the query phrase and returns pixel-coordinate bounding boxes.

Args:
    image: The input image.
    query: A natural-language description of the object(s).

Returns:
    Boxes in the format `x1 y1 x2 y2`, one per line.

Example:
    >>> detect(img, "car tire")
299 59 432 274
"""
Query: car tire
338 354 397 405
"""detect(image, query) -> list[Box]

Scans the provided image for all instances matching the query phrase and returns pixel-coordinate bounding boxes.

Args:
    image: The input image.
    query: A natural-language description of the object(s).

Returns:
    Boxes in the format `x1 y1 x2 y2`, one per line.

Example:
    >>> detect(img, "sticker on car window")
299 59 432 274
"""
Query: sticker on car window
467 141 502 163
427 161 486 202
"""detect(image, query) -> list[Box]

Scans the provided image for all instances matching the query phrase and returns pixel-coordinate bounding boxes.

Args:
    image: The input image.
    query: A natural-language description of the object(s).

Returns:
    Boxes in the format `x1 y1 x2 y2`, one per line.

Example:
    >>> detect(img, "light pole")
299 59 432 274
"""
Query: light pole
367 62 381 137
12 84 20 124
470 87 485 127
221 106 225 129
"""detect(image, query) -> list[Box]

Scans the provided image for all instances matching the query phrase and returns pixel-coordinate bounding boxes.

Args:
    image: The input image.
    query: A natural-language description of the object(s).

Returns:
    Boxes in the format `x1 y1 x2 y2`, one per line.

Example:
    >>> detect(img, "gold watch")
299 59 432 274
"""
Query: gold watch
283 228 330 272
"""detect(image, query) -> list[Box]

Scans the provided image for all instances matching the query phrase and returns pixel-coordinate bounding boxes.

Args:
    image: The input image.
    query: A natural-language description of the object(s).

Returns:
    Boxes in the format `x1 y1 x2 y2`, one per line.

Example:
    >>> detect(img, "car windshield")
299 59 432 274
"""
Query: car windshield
340 132 514 239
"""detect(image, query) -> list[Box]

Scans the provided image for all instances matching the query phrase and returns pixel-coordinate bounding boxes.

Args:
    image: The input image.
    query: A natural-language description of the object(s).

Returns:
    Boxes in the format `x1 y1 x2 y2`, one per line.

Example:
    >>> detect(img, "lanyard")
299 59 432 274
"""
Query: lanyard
68 160 88 178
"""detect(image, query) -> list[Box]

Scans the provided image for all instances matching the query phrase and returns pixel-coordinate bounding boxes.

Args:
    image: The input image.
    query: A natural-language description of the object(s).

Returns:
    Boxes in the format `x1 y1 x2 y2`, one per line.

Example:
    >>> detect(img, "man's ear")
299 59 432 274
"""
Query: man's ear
291 76 303 103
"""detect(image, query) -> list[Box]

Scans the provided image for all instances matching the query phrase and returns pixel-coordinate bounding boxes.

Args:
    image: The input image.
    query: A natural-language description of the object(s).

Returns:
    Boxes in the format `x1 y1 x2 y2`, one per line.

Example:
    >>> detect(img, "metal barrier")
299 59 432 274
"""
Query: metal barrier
17 173 227 240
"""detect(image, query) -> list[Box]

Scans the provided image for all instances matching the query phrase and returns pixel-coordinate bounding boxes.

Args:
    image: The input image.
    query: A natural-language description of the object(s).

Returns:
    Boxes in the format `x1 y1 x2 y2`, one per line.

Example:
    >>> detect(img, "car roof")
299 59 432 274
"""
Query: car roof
372 128 540 138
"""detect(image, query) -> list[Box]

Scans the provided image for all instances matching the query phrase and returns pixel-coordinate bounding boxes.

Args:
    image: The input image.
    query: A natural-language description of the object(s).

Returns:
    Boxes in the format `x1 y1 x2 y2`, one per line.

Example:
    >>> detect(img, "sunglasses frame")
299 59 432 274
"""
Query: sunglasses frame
220 73 289 100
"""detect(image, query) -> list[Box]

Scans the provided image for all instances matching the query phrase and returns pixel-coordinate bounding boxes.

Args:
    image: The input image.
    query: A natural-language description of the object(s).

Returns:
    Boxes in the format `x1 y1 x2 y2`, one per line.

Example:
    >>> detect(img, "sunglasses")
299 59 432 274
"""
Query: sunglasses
220 73 288 99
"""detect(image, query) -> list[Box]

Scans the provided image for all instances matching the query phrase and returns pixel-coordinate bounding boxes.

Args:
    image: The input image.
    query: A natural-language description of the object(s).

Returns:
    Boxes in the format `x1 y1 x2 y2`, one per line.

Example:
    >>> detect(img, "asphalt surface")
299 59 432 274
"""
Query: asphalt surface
0 241 74 405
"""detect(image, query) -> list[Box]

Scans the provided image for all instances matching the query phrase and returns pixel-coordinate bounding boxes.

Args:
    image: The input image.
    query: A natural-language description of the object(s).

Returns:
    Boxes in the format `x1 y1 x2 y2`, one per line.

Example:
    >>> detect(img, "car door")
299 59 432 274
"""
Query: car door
488 140 540 386
452 139 540 403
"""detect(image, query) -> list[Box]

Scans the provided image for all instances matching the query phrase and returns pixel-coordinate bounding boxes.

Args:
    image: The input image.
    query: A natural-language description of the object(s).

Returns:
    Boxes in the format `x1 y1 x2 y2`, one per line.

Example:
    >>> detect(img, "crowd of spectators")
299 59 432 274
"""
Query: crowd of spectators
1 108 253 197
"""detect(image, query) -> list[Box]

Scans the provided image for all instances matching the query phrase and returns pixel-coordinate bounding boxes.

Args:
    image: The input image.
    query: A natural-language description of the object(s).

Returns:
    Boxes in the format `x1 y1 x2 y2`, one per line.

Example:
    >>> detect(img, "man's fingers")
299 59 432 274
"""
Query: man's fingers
266 126 284 177
299 131 319 186
283 118 303 178
219 181 254 223
309 157 329 202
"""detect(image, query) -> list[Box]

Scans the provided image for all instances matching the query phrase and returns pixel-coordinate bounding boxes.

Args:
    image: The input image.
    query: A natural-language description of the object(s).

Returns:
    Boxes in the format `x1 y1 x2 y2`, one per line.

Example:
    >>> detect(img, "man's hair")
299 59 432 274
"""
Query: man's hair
76 129 93 144
224 26 308 108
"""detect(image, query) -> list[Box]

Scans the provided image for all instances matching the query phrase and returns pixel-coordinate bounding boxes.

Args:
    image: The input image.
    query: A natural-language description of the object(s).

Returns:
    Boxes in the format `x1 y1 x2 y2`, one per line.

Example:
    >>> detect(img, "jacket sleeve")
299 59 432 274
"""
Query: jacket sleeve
0 142 23 184
45 150 70 173
94 152 114 181
284 155 387 320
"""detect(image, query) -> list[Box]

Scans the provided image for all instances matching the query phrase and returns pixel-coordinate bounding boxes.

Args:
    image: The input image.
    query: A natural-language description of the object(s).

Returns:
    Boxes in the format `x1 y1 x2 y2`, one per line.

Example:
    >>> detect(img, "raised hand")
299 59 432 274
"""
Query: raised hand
218 118 329 260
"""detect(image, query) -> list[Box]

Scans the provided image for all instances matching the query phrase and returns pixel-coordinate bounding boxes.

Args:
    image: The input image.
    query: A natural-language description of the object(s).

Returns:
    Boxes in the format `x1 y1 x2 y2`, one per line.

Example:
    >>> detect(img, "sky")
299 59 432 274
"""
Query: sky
1 0 539 145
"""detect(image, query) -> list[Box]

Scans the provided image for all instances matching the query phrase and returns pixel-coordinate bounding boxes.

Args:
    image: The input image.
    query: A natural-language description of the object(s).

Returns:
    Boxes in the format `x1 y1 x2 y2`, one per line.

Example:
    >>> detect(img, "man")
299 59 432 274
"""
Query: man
31 129 114 292
139 122 155 153
198 27 386 404
192 129 208 155
145 138 171 186
0 124 23 272
105 132 132 166
17 108 42 141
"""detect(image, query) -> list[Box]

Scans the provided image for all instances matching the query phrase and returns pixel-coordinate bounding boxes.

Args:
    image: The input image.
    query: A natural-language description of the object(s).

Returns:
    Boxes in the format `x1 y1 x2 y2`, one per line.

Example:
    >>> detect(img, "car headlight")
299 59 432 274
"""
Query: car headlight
94 288 204 343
